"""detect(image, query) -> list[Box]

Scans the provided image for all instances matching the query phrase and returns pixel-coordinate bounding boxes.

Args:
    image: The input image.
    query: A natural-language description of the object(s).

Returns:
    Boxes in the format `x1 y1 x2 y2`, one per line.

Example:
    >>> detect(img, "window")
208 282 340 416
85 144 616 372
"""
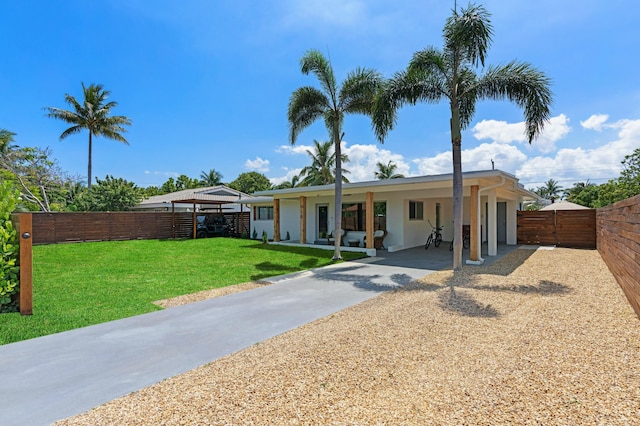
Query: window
409 201 423 220
341 202 387 231
256 206 273 220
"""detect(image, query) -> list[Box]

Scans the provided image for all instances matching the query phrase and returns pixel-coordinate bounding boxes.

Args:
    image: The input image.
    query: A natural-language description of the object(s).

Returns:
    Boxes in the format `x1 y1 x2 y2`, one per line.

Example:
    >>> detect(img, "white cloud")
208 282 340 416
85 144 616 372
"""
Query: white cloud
580 114 609 131
245 157 270 172
144 170 179 177
276 144 312 155
344 143 410 181
472 114 571 153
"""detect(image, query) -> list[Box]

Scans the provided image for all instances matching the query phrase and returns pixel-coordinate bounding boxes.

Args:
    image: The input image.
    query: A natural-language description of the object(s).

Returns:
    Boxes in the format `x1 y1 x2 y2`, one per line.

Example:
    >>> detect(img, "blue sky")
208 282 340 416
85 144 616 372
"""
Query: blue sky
2 1 639 191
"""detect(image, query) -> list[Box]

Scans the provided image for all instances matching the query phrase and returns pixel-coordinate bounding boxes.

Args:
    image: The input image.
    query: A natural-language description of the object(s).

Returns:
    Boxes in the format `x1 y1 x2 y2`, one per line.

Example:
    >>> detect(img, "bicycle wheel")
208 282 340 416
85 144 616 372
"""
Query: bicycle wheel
434 233 443 247
425 234 433 249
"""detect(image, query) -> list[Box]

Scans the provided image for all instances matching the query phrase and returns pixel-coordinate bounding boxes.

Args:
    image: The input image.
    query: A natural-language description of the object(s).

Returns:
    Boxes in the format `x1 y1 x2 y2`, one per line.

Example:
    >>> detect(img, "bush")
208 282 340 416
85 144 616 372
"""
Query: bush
0 181 20 313
262 230 268 244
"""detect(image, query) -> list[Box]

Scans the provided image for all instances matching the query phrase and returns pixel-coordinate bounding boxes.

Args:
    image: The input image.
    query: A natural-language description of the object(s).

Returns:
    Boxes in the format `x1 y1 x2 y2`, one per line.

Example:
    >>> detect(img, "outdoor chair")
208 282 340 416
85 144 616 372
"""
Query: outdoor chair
373 229 387 249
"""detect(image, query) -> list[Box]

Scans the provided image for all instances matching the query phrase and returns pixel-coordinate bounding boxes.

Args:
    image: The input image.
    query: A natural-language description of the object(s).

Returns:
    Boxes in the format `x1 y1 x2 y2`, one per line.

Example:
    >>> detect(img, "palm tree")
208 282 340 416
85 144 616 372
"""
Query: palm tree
373 4 552 270
288 49 382 260
45 83 132 188
273 174 301 190
536 178 563 200
299 140 350 186
200 169 223 187
0 128 17 154
374 160 405 179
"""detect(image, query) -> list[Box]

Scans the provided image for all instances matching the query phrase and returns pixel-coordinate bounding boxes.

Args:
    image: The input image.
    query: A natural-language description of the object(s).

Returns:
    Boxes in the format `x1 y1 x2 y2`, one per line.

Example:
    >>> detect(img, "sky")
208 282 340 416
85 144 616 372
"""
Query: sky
2 0 639 192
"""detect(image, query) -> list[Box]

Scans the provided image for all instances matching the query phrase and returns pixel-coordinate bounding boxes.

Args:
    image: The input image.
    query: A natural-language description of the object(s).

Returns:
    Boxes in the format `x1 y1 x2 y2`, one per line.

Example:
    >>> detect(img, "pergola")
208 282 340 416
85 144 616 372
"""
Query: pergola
170 195 244 239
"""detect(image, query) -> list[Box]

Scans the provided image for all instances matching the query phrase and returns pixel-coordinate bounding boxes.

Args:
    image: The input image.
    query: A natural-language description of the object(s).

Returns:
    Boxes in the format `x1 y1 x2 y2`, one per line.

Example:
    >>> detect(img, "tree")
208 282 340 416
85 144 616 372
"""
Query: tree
563 180 596 205
0 129 17 154
373 4 552 270
374 160 405 179
288 49 382 260
273 174 301 190
84 175 143 211
200 169 223 187
299 140 350 186
0 144 66 211
44 83 132 188
535 178 563 200
228 172 271 194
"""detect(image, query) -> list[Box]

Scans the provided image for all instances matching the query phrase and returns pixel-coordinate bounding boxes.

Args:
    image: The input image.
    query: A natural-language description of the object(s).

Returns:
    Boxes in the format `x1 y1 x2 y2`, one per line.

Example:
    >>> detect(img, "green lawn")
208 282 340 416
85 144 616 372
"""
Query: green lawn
0 238 365 345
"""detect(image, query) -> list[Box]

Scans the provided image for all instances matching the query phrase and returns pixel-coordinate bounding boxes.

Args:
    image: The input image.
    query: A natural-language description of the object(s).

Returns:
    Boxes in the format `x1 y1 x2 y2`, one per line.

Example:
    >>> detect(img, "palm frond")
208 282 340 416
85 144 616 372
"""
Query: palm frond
444 3 493 67
300 49 338 105
287 86 329 144
475 61 553 142
339 67 383 114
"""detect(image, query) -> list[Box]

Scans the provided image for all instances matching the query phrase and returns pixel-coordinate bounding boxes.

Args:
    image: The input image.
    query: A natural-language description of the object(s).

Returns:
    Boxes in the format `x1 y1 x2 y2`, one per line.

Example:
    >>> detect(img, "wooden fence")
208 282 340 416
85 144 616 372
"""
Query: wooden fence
597 195 640 319
517 209 596 248
30 211 250 245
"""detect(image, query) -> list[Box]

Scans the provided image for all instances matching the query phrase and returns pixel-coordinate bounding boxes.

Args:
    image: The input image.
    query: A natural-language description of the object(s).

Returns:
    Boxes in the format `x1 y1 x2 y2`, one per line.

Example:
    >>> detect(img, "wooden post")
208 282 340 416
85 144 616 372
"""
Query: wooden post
273 199 281 242
299 196 307 244
19 213 33 316
470 185 479 261
366 192 374 248
192 203 197 239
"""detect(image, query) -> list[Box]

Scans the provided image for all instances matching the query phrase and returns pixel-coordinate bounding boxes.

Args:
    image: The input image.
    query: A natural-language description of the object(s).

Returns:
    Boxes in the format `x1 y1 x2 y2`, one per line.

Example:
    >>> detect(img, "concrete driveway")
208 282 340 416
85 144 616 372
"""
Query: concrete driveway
0 243 515 426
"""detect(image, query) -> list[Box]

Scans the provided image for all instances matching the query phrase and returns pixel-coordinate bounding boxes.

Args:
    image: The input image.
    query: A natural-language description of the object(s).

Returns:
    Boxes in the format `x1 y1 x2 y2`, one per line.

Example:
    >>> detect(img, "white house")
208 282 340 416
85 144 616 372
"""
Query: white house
249 170 539 262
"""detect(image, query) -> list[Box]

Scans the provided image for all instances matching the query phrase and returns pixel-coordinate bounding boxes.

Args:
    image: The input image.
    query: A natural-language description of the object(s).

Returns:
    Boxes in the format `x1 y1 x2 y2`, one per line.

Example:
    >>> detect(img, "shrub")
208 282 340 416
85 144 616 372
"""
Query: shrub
0 181 20 313
262 230 268 244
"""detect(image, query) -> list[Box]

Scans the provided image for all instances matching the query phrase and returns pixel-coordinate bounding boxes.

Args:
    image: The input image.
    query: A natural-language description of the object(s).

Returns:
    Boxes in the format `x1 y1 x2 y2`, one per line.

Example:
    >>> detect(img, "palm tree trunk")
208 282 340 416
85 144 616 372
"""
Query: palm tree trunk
450 109 463 271
332 126 343 260
87 131 93 189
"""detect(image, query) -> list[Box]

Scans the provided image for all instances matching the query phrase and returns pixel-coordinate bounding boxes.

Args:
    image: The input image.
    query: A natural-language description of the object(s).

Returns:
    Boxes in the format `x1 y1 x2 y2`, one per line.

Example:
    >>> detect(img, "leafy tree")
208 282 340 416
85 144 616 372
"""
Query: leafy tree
228 172 271 194
288 49 382 260
175 174 200 191
374 160 405 179
299 140 350 186
200 169 223 186
0 144 66 212
84 175 143 211
564 181 596 206
160 177 178 194
44 83 132 188
373 4 552 270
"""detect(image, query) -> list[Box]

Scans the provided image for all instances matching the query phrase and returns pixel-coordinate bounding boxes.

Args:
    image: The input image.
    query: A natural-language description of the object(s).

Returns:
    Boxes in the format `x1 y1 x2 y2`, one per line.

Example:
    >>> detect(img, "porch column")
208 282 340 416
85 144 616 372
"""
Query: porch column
506 200 517 245
365 191 374 248
299 196 307 244
470 185 480 261
273 199 281 242
487 191 497 256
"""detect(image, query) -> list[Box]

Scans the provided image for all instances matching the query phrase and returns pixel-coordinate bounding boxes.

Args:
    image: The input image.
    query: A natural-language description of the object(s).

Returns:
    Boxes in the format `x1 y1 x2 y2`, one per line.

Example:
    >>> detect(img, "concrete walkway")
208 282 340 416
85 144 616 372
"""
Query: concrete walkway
0 244 515 426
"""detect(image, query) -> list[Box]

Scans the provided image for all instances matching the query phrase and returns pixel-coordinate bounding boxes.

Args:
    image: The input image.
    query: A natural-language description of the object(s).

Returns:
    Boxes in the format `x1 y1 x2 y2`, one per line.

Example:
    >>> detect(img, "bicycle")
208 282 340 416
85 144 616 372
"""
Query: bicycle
424 221 443 249
449 227 470 251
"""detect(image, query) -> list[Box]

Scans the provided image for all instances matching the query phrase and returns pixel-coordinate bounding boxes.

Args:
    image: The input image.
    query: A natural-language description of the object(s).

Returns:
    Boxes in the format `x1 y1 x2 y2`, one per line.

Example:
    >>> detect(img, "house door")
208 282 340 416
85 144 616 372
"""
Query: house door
497 202 507 243
317 204 329 238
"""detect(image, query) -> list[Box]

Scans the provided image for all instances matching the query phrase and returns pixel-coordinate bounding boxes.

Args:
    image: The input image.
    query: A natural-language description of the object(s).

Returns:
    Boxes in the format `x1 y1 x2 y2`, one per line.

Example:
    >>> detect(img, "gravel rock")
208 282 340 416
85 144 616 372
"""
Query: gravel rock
55 248 640 425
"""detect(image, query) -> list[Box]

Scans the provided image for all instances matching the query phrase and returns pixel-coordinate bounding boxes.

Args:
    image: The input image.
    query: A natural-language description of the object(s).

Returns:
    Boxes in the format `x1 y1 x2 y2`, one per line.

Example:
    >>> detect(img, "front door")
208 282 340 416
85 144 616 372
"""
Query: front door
497 202 507 243
317 204 329 239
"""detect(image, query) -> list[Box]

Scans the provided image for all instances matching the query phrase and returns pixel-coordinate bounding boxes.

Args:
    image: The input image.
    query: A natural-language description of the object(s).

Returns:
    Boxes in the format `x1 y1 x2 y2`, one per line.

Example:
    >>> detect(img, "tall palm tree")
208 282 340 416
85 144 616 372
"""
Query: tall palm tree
299 140 350 186
199 169 223 187
373 4 552 270
273 174 301 190
374 160 405 179
45 83 132 188
288 49 382 260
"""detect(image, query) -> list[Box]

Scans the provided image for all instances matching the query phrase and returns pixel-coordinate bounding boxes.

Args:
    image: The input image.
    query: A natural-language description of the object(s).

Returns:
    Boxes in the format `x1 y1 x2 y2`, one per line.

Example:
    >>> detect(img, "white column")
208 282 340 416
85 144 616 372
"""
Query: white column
487 191 497 256
506 200 517 245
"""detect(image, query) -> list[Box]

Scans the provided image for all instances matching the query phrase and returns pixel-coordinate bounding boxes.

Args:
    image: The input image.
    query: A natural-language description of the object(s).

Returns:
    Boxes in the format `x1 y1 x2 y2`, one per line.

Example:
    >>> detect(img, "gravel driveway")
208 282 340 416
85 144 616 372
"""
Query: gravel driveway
56 247 640 425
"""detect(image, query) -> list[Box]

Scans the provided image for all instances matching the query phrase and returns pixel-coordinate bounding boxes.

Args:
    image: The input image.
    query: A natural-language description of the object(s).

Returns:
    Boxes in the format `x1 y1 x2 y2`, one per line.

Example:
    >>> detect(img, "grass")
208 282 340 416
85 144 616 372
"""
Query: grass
0 238 366 345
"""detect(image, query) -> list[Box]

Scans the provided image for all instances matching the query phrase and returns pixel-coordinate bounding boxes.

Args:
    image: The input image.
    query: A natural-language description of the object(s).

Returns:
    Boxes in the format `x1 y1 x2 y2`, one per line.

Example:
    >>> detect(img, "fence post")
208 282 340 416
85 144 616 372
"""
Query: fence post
19 213 33 315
